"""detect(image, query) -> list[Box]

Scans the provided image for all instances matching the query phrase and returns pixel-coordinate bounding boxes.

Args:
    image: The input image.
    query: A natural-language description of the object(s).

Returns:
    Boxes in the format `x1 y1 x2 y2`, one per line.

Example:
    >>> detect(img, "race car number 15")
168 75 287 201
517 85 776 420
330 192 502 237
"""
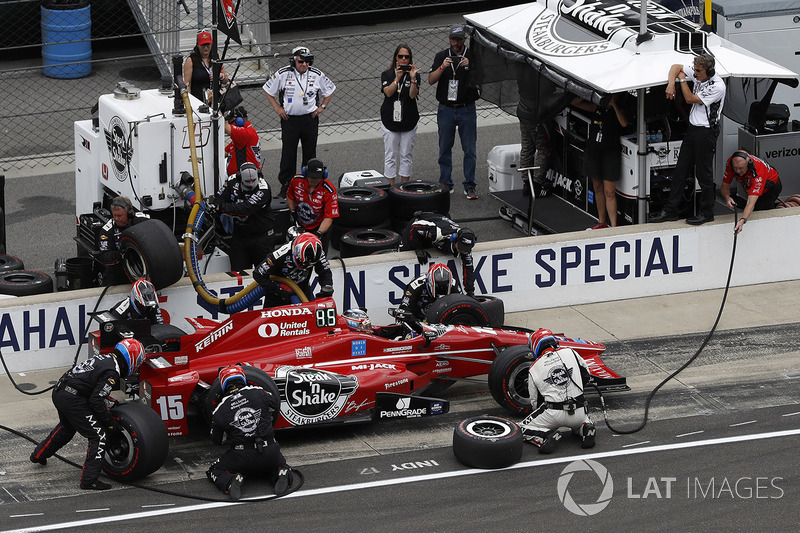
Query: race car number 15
316 308 337 327
155 395 185 421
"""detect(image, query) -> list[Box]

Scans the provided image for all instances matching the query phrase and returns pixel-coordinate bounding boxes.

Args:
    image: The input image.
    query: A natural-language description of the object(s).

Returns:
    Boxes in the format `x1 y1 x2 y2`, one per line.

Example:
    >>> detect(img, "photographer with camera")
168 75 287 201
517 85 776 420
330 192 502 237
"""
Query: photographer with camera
224 106 262 176
263 45 336 198
380 44 421 185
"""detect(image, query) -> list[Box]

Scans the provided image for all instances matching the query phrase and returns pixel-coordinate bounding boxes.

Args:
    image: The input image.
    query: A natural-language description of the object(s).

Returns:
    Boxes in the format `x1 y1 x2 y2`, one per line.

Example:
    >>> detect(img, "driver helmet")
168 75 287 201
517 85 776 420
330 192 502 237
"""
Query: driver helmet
291 233 323 269
219 365 247 394
426 263 453 298
343 308 372 332
130 278 158 317
529 328 559 360
114 338 145 378
239 162 260 192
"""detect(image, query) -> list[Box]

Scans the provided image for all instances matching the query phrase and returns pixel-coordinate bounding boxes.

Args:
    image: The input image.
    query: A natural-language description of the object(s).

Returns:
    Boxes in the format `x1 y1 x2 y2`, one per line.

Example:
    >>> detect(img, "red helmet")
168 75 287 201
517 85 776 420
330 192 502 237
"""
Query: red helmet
529 328 559 360
219 365 247 393
130 278 158 316
115 338 145 377
291 233 323 269
426 263 453 298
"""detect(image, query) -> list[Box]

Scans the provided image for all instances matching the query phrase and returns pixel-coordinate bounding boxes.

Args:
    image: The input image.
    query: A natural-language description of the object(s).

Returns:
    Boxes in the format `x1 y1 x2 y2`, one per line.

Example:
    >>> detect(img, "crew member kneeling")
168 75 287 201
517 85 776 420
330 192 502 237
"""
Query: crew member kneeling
519 329 596 454
721 150 782 234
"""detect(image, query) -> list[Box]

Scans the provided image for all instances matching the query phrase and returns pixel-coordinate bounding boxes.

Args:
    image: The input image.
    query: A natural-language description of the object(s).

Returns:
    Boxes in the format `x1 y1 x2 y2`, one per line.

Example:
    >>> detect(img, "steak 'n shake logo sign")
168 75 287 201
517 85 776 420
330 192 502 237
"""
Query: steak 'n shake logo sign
104 116 132 181
527 0 701 57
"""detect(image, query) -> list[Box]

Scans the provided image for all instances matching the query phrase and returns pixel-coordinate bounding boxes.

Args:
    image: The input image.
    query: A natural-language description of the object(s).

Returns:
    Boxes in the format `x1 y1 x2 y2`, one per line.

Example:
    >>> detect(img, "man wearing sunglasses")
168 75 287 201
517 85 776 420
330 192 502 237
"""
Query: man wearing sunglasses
264 45 336 198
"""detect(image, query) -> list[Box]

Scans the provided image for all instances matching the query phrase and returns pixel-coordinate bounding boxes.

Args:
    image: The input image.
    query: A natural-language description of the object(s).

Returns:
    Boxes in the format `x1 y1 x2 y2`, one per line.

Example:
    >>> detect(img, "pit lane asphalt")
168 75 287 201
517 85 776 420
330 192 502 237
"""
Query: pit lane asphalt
2 280 799 531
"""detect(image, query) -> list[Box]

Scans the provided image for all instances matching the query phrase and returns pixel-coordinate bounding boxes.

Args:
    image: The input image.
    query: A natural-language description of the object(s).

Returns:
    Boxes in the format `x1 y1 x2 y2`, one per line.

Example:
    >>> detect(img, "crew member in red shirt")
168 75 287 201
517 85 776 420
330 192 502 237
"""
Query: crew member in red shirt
721 150 782 234
224 106 262 176
286 158 339 250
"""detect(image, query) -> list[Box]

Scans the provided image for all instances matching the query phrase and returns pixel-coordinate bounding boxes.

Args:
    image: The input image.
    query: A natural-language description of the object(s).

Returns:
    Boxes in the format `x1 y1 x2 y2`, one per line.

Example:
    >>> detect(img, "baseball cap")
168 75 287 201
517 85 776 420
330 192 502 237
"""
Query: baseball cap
449 24 466 39
305 158 326 179
456 228 476 252
197 31 212 45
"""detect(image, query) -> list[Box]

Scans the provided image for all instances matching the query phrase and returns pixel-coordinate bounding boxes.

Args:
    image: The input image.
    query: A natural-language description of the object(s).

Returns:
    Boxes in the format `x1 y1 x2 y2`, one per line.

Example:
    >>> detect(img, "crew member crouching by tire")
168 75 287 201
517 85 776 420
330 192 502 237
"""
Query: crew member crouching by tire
519 329 596 454
206 365 292 500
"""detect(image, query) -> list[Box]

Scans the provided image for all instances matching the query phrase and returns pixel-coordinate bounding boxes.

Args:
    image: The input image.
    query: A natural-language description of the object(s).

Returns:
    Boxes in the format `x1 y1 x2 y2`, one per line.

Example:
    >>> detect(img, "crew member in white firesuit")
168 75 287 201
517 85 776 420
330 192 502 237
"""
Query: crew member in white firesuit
224 106 262 176
399 263 460 320
97 196 148 286
31 339 146 490
208 162 274 271
519 328 596 454
109 278 163 325
206 365 292 500
400 212 476 296
253 232 333 308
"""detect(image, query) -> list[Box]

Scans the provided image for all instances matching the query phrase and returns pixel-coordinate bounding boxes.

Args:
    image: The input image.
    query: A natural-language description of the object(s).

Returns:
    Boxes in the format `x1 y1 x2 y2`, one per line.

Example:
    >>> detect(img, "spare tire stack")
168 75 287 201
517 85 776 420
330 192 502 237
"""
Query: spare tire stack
0 254 54 296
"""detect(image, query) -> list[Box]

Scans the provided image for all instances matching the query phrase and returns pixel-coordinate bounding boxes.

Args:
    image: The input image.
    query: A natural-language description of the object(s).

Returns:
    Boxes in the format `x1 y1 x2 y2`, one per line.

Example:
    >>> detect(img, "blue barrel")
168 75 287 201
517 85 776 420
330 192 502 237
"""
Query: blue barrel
41 2 92 79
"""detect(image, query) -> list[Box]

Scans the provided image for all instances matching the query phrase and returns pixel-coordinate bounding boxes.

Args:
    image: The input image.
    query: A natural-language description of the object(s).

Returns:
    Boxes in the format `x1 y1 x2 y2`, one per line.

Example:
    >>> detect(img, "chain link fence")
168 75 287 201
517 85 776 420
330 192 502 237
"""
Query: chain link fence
0 0 511 175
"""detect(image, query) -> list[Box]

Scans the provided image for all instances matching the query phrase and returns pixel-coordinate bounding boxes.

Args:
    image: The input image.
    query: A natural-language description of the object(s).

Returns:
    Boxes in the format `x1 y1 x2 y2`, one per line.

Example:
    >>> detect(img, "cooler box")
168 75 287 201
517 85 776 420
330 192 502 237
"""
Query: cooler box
339 170 391 190
488 144 522 192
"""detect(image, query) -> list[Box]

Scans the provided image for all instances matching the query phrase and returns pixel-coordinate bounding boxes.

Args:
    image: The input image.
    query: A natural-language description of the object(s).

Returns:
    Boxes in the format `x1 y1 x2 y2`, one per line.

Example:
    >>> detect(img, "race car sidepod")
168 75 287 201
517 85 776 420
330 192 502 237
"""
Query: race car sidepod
373 392 450 420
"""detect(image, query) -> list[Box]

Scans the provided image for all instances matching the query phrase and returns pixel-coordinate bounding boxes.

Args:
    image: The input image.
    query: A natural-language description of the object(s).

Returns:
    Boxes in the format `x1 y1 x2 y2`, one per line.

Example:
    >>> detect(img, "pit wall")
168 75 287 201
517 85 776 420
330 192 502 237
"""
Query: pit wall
2 209 798 373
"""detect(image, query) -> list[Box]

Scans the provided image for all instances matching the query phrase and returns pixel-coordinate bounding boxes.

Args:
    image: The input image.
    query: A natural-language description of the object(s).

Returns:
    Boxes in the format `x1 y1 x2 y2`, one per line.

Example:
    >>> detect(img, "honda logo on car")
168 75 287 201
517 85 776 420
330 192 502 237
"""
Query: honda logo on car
276 367 358 426
261 308 312 318
194 320 233 352
379 397 427 418
258 320 310 338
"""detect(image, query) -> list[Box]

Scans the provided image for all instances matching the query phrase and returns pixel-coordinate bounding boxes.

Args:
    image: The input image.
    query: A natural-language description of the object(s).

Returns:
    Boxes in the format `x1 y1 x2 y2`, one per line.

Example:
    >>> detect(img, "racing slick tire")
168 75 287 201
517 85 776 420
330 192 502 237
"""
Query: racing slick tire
118 220 183 290
0 254 24 272
331 219 391 251
488 345 535 415
335 187 389 227
339 229 402 258
0 270 53 296
472 295 505 328
204 366 281 426
425 294 490 327
103 402 169 481
388 181 450 221
452 416 523 469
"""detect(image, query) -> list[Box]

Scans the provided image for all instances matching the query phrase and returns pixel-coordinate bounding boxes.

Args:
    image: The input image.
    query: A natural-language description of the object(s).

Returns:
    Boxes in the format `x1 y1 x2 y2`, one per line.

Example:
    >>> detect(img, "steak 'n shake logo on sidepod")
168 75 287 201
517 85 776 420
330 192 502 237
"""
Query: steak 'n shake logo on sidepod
275 366 359 426
104 116 132 181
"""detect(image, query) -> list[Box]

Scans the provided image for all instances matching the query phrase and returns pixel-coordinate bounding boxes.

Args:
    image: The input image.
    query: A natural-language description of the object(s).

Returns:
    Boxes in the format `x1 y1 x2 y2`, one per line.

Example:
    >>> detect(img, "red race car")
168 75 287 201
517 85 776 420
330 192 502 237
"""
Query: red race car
88 297 628 480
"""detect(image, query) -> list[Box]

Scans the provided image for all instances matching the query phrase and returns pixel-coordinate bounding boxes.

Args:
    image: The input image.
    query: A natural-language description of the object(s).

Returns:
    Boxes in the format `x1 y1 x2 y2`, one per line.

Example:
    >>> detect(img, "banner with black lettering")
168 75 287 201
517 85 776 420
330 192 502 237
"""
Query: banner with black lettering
217 0 242 45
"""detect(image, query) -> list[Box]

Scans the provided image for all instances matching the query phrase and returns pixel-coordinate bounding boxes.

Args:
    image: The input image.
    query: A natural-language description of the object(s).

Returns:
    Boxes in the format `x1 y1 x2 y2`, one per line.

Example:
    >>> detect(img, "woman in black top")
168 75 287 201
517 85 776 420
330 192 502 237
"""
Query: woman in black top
183 30 227 104
380 44 421 185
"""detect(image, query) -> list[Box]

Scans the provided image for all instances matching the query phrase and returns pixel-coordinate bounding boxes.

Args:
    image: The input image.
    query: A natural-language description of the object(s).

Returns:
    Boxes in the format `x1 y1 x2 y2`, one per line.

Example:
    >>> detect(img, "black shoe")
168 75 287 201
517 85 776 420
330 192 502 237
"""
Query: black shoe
277 183 289 199
649 210 679 223
30 452 47 465
686 213 714 225
80 479 112 491
538 430 562 454
227 474 244 501
581 422 596 449
274 466 293 496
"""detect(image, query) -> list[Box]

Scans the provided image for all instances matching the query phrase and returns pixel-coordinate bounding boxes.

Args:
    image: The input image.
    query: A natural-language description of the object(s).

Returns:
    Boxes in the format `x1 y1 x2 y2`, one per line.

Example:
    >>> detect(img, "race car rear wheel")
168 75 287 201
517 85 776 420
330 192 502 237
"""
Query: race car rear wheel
424 294 490 327
452 415 523 469
103 402 169 481
488 345 534 415
119 219 183 290
204 366 281 426
472 295 505 328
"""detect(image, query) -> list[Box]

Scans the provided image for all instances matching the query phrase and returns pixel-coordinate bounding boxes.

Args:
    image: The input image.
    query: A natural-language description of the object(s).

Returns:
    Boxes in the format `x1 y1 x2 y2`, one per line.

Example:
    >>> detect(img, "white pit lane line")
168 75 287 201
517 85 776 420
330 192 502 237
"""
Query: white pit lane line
6 427 800 533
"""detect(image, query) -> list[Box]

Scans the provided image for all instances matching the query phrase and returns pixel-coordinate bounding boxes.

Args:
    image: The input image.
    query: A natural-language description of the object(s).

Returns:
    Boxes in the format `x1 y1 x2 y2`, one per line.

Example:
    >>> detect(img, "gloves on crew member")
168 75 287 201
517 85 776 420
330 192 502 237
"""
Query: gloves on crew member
289 211 299 226
316 285 334 298
204 196 218 213
415 249 430 265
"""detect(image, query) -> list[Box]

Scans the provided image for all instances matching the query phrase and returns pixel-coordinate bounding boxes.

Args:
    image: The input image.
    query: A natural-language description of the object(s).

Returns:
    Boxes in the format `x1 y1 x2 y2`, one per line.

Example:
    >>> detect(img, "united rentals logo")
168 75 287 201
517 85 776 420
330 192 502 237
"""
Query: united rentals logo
104 115 132 181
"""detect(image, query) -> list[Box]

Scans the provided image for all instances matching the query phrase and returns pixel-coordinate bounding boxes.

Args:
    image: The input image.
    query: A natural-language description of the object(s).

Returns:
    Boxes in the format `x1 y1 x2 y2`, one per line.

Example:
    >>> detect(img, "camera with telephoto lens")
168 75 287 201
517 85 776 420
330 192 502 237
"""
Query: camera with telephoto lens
399 64 412 71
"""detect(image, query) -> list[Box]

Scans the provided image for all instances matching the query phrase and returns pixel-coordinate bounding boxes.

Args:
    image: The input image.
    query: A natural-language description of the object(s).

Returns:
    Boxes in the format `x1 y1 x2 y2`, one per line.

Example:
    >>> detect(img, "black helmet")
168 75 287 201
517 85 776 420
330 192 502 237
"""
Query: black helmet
426 263 453 298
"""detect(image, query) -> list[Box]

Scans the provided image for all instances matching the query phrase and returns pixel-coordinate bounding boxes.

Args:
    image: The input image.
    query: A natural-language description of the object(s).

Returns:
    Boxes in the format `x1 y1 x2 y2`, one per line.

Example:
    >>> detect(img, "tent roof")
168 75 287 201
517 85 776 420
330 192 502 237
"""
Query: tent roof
465 0 797 94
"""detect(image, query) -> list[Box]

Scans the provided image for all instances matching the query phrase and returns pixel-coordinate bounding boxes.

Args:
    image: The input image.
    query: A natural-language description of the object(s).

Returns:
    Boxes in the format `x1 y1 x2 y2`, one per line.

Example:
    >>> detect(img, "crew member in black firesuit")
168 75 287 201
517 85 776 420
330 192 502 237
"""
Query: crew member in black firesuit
518 329 596 454
97 196 148 286
253 232 333 308
206 365 292 500
207 162 274 272
109 278 163 325
400 212 476 296
398 263 460 320
30 339 146 490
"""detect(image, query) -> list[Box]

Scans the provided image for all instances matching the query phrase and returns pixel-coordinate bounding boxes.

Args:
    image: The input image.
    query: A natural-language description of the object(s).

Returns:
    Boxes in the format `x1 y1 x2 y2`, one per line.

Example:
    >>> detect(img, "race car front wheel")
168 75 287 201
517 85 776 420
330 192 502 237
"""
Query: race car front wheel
103 402 169 481
452 416 523 469
488 345 534 415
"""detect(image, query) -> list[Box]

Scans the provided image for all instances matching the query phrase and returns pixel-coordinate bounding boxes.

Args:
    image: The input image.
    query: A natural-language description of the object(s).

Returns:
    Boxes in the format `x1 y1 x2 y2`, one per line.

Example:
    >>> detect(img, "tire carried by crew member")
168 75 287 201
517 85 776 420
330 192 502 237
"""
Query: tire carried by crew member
425 293 490 326
452 415 523 469
488 345 535 415
102 402 169 481
118 219 183 290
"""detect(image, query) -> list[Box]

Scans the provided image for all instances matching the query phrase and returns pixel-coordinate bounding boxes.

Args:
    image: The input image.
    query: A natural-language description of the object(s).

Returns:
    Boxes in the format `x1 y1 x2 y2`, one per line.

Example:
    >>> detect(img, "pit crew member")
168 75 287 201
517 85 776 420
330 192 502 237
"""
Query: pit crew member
224 106 262 175
519 329 596 454
109 278 163 325
400 212 476 295
97 196 148 286
399 263 459 320
209 162 274 271
207 365 292 500
30 339 146 490
253 232 333 307
286 157 339 251
721 150 782 234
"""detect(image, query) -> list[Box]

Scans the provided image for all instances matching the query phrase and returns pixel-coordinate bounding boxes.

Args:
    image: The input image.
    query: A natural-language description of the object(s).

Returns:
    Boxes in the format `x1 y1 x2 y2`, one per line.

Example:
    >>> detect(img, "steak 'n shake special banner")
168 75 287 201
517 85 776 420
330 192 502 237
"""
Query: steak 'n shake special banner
2 211 800 373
